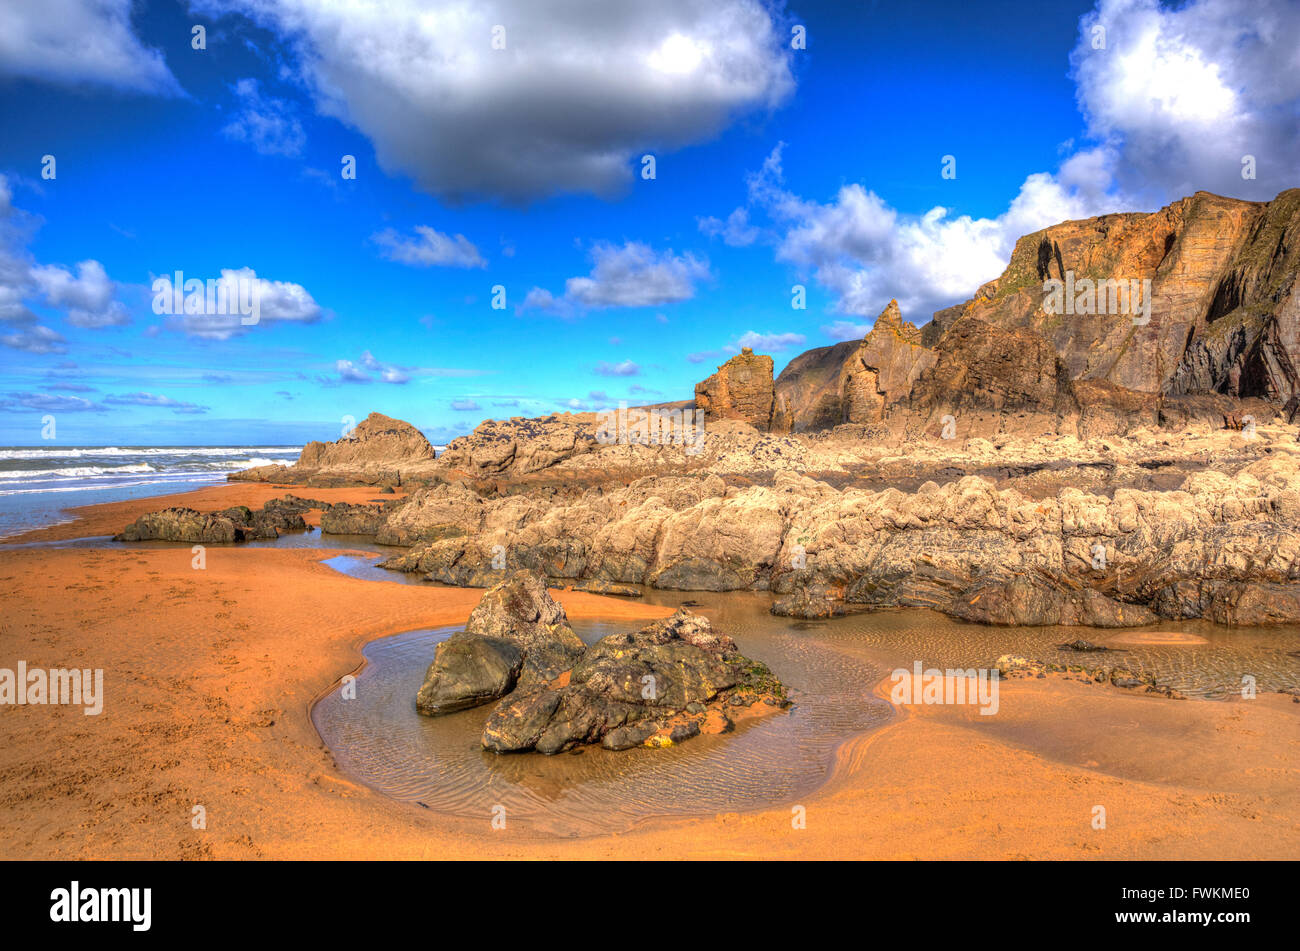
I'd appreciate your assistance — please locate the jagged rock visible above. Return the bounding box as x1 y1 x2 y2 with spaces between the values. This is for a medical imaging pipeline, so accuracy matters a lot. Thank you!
232 411 436 484
461 570 585 684
415 571 585 717
561 579 642 597
319 501 391 536
480 607 786 754
114 498 314 543
115 507 243 543
695 347 776 431
946 577 1157 628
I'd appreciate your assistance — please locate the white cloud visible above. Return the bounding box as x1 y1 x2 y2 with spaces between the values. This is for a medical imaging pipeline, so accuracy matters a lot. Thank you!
698 207 761 246
1071 0 1300 202
0 175 132 350
450 398 481 412
192 0 794 201
525 242 710 313
372 226 486 269
734 142 1123 323
1 326 68 355
821 321 870 342
153 267 323 340
735 331 805 352
102 392 210 414
594 360 640 377
30 260 130 328
221 78 306 157
0 0 181 94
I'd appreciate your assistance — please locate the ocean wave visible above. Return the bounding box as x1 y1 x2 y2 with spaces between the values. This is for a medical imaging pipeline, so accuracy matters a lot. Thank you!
0 476 229 497
0 459 296 483
0 446 302 461
0 463 159 479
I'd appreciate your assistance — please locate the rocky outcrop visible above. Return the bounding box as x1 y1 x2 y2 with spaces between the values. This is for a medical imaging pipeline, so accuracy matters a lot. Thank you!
695 348 776 430
232 412 436 485
415 571 585 715
415 572 788 753
773 300 936 432
378 446 1300 626
480 607 788 754
114 497 313 542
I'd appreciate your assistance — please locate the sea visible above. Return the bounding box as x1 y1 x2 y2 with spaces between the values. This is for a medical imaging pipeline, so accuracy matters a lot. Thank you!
0 446 302 539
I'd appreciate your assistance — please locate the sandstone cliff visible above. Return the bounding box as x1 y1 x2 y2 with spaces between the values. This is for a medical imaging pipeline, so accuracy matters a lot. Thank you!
768 188 1300 435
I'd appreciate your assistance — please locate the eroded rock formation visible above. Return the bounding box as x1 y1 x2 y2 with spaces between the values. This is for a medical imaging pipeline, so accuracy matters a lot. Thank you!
414 571 788 753
695 347 775 430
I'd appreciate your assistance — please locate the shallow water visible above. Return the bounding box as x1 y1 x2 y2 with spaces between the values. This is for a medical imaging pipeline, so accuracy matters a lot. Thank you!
312 590 895 837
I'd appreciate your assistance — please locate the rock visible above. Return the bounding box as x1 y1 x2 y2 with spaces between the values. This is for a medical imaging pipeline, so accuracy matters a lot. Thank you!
1108 667 1147 689
462 570 585 684
559 579 642 597
415 571 585 717
415 633 523 715
694 347 776 431
480 607 786 754
114 507 242 543
232 411 436 485
770 587 848 618
320 502 390 536
1057 638 1113 652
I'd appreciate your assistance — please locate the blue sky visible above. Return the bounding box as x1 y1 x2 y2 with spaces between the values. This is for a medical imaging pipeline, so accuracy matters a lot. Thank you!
0 0 1296 445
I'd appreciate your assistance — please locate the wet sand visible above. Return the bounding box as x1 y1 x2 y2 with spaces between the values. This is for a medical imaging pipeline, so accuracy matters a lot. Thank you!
1 485 1297 859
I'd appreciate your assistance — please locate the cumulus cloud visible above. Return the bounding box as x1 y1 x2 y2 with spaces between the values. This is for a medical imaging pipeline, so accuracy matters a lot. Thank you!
524 242 710 314
192 0 794 202
0 175 132 349
0 0 181 95
30 260 130 328
152 267 323 340
372 226 486 269
1 326 68 355
221 78 306 157
450 398 481 412
736 330 805 352
1071 0 1300 202
315 351 412 386
744 143 1122 322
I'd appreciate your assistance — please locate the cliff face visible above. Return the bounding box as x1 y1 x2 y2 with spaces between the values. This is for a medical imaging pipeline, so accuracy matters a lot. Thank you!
936 188 1300 400
772 299 935 432
765 187 1300 432
694 347 775 430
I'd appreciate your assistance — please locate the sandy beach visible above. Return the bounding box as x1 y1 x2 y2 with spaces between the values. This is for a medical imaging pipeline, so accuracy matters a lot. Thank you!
0 484 1296 860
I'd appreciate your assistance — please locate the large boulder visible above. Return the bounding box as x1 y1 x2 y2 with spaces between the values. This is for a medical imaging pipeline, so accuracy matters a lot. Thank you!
481 607 787 754
415 571 585 717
